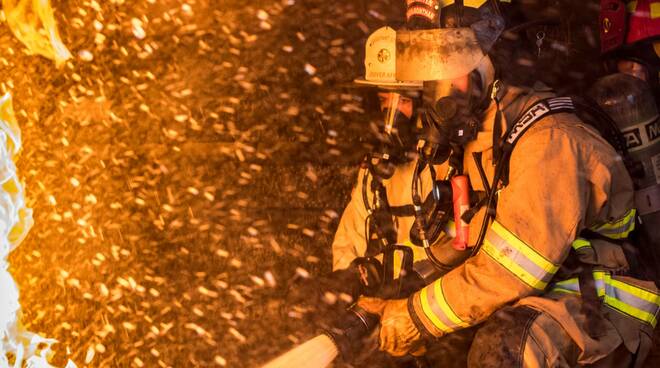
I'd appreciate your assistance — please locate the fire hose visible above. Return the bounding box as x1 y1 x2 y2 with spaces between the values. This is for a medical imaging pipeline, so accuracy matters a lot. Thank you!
262 249 432 368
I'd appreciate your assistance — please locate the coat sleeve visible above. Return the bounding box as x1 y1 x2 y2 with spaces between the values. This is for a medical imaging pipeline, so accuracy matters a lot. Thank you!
332 167 371 271
408 121 623 337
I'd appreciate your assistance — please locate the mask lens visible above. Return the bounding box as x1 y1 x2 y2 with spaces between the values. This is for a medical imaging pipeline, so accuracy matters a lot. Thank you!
423 78 469 106
377 91 417 144
368 91 420 168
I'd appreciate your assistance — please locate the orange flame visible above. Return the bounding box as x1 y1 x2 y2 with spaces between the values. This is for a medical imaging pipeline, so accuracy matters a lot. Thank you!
3 0 72 67
0 93 74 367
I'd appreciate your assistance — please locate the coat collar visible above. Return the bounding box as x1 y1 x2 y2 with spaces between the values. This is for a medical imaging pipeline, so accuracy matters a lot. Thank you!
465 82 556 155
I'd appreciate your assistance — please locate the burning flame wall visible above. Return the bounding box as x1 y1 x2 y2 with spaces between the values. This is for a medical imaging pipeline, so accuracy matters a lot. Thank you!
3 0 72 67
0 0 74 366
0 93 55 367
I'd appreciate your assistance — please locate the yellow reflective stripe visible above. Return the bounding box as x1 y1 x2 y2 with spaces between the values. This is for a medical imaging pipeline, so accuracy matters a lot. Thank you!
571 238 591 251
551 288 579 295
491 221 559 275
604 295 658 326
592 208 635 230
483 239 549 290
550 276 582 295
431 279 466 328
591 209 636 239
554 278 576 287
609 278 660 306
419 287 452 332
549 271 660 327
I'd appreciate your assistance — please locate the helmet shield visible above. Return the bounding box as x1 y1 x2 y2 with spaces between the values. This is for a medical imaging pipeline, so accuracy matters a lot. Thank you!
375 91 420 148
395 27 487 82
354 27 423 90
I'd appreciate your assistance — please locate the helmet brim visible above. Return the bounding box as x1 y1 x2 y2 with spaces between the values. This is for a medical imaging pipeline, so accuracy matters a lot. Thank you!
353 78 423 90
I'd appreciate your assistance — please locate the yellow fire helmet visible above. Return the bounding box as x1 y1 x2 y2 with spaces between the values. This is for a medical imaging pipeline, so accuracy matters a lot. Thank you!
354 27 423 90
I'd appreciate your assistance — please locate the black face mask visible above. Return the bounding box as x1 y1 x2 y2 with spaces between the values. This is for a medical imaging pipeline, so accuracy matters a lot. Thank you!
417 74 484 166
367 105 419 179
379 108 418 156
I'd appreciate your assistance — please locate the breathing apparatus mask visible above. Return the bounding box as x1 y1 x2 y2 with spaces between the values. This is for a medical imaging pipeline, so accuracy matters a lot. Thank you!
397 4 505 252
418 71 488 166
366 90 422 178
354 26 424 179
396 7 503 167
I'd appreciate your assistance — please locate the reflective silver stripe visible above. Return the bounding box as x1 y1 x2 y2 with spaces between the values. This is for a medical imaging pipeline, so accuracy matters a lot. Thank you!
549 272 660 326
426 281 462 330
486 228 556 286
594 277 606 296
595 214 635 237
605 282 660 316
591 209 636 239
552 280 580 293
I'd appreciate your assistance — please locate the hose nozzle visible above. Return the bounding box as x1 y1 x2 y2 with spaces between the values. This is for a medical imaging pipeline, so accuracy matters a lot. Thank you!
324 304 379 362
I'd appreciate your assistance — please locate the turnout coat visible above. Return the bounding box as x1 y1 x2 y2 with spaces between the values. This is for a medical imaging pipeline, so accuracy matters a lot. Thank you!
332 83 659 364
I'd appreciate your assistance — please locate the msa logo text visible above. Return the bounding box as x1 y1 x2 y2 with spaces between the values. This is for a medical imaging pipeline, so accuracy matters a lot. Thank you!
507 104 550 144
623 128 643 149
647 119 660 142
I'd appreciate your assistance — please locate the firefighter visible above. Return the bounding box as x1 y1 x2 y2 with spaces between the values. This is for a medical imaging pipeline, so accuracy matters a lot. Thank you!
355 1 660 366
589 73 660 291
600 0 660 97
331 24 470 293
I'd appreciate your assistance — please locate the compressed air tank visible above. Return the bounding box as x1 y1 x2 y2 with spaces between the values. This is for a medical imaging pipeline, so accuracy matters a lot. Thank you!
590 72 660 247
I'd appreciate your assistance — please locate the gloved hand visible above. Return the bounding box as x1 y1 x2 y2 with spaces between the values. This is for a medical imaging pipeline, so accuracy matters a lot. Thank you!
358 297 426 357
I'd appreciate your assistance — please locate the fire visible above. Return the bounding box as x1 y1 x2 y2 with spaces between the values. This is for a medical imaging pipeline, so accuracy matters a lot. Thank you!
0 93 70 368
0 1 75 366
2 0 71 67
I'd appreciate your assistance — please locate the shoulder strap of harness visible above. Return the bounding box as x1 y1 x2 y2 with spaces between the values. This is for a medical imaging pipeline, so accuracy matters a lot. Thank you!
499 97 576 186
473 96 576 254
505 97 575 145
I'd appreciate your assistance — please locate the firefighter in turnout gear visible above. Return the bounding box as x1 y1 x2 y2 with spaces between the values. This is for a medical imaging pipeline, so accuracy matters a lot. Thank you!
353 1 660 366
327 21 473 366
332 22 472 297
